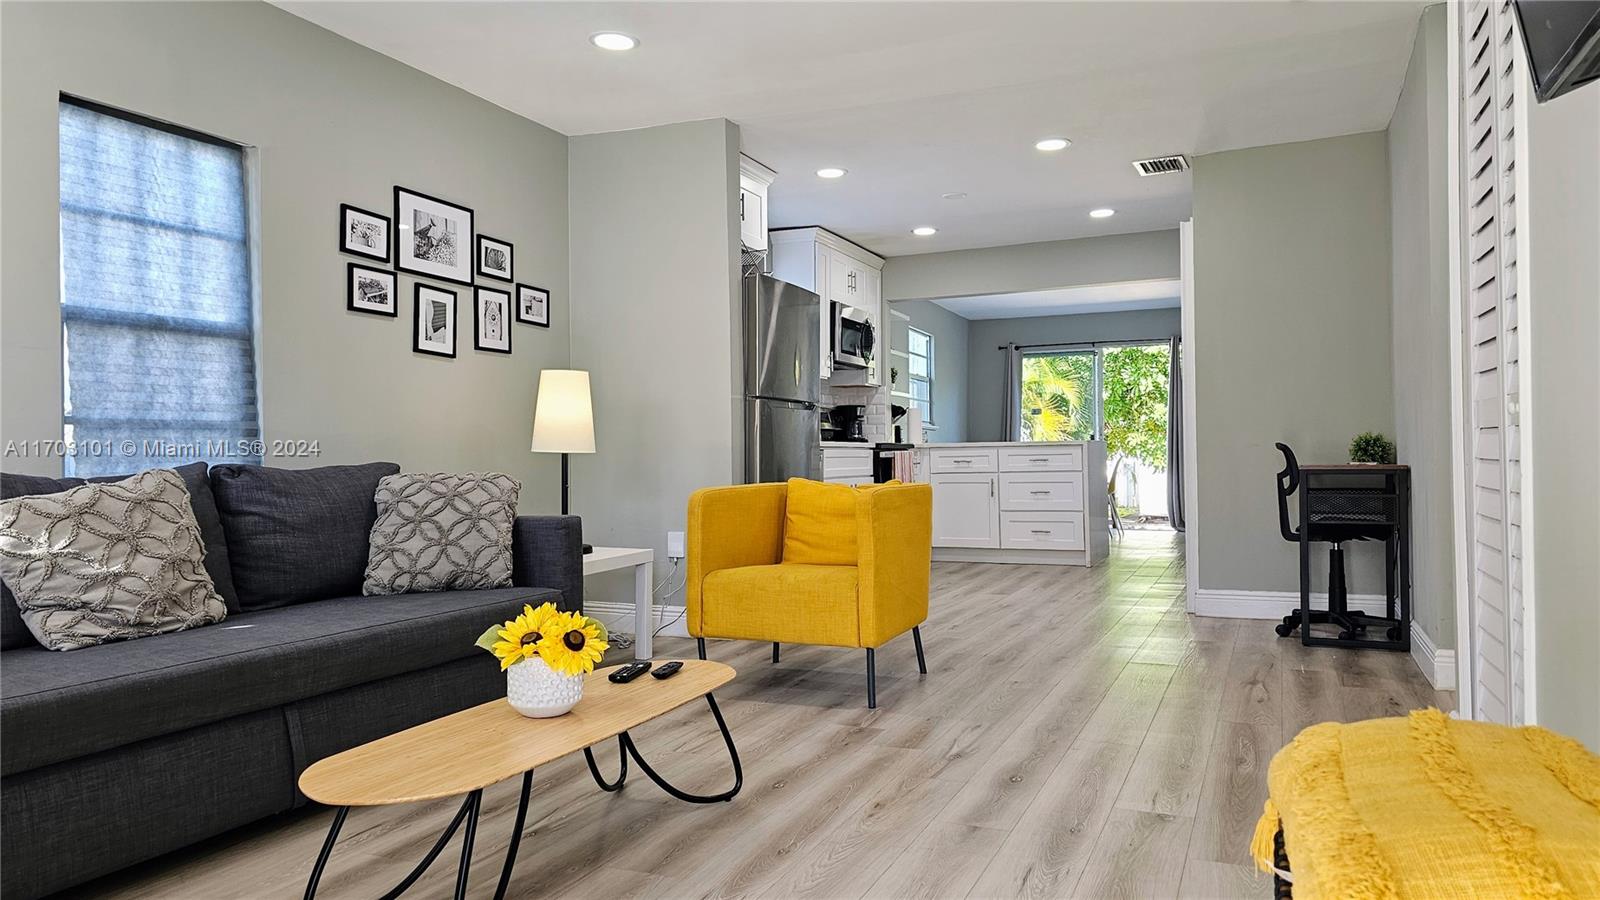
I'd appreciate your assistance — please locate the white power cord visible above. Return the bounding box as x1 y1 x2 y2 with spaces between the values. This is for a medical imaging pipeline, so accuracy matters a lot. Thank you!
606 558 684 651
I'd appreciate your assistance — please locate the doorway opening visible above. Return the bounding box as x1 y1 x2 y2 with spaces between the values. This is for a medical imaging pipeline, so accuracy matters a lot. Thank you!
1020 340 1173 530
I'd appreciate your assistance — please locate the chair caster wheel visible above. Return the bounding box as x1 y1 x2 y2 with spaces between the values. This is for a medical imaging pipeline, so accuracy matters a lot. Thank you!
1387 626 1401 641
1275 623 1295 637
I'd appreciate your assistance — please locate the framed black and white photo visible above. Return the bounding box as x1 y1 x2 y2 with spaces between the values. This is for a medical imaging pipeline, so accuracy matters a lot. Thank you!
346 263 397 316
516 283 550 327
395 187 474 285
339 204 390 262
413 283 457 358
476 234 514 282
475 286 512 354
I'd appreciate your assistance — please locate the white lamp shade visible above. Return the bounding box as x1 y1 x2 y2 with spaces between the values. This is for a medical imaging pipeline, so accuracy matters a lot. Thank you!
530 369 595 454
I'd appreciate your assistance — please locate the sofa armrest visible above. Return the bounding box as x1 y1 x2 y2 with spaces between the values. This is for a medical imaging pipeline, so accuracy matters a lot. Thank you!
512 515 584 612
855 483 933 647
686 483 788 636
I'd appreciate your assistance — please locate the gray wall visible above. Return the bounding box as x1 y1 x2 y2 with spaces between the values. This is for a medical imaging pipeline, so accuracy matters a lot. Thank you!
1526 86 1600 749
0 1 571 512
963 308 1181 442
568 120 741 605
882 230 1179 302
891 300 971 441
1387 5 1454 648
1192 132 1394 594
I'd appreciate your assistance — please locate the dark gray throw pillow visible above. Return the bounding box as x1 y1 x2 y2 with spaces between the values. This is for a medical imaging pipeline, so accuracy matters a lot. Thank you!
210 462 400 611
0 461 238 649
0 470 228 650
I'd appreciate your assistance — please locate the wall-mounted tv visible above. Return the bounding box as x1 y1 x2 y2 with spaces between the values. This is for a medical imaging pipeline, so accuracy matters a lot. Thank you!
1513 0 1600 101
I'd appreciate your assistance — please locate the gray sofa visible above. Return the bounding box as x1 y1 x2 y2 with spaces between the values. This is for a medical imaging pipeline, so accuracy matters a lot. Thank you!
0 462 583 899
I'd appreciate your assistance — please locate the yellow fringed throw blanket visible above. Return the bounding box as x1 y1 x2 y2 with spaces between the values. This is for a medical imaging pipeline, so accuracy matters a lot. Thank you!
1252 709 1600 899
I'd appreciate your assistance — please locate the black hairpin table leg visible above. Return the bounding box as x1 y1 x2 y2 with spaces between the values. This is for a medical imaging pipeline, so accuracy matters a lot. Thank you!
622 693 743 803
304 806 349 900
377 794 475 900
584 734 629 791
492 771 534 900
305 790 485 900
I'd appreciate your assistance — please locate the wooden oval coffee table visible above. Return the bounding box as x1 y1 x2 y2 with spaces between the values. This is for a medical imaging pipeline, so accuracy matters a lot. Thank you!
297 660 738 900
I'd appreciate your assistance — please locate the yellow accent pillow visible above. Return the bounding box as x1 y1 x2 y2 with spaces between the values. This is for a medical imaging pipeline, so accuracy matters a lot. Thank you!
780 478 901 566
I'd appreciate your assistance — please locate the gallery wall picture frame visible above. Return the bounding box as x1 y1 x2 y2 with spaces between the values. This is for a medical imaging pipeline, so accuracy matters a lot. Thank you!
476 234 514 282
413 283 458 358
516 283 550 328
394 186 474 285
347 263 397 317
340 204 391 263
475 286 513 354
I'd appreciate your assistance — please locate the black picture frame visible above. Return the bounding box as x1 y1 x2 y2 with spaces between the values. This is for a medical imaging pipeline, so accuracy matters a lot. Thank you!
516 283 550 327
476 234 514 282
413 283 458 358
346 263 397 317
339 204 391 262
394 186 475 286
474 286 513 354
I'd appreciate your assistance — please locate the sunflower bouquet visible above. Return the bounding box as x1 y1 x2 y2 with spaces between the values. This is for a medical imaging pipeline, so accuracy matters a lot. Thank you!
476 602 609 675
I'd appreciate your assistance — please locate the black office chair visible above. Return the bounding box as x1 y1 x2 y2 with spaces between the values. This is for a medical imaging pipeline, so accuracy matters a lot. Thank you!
1273 443 1398 640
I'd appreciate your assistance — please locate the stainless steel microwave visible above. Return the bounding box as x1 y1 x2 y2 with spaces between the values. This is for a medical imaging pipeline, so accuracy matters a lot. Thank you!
832 302 874 369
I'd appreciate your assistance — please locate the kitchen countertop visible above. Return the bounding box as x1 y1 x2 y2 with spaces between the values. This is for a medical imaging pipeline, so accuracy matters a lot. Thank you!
917 440 1101 448
820 441 875 450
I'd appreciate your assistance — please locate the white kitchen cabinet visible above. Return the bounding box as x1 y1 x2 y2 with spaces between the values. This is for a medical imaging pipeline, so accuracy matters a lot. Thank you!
738 155 776 252
769 227 885 386
930 472 999 548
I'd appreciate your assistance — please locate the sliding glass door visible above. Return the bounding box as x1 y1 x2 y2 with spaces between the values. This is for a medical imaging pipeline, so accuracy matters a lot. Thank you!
1020 349 1098 441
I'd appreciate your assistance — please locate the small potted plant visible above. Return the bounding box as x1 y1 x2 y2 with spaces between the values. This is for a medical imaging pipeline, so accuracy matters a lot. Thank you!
1350 432 1396 465
476 602 609 718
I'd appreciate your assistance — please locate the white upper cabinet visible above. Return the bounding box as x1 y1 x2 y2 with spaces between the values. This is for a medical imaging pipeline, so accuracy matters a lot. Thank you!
738 155 776 252
770 227 885 386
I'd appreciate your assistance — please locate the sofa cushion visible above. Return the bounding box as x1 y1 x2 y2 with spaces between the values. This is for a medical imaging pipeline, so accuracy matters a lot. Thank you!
0 470 228 651
210 462 399 610
0 462 237 649
701 563 860 647
781 478 898 567
363 472 520 596
0 584 560 775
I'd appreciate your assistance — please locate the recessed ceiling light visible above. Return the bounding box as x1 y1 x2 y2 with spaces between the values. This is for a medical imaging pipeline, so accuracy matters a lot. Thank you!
1089 208 1116 218
941 191 968 200
1035 138 1071 152
816 167 846 179
912 226 938 236
590 32 638 51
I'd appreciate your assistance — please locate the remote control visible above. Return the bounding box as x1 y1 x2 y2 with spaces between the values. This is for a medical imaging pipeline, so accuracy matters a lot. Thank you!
608 662 652 683
651 661 684 680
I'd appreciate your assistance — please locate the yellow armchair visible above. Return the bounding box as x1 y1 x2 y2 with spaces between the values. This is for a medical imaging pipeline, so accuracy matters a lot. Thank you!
686 479 932 708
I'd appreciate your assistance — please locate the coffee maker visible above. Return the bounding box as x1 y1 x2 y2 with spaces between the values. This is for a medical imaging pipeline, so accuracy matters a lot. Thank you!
829 404 867 442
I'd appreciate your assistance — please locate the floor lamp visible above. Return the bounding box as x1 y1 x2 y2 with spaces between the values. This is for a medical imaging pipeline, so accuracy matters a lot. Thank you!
531 369 595 553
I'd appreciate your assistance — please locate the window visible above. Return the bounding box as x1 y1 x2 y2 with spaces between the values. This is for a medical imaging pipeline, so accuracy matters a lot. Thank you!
907 326 934 423
59 99 259 476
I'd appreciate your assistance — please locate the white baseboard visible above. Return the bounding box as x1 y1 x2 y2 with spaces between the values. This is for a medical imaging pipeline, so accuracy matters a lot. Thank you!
1410 625 1457 691
584 601 689 639
1190 589 1387 620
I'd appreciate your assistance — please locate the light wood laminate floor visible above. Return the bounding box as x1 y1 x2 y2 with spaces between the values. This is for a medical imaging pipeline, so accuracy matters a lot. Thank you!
71 532 1450 899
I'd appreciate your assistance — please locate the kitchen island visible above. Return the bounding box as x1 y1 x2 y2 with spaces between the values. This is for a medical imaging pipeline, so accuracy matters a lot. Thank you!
917 441 1109 566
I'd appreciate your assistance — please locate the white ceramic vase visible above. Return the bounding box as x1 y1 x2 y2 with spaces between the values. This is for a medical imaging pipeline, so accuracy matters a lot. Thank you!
506 656 583 718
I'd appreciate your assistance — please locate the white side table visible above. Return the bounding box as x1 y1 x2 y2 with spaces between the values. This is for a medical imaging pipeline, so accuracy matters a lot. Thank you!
582 546 655 660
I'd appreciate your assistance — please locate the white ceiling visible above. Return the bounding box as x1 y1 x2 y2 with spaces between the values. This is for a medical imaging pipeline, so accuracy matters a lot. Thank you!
277 1 1424 257
927 279 1182 320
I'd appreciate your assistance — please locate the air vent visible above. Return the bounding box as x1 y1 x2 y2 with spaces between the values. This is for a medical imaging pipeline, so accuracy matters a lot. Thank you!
1132 155 1190 176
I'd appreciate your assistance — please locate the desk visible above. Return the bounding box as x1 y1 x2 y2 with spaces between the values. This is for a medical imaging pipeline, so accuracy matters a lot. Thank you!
1296 464 1411 651
583 547 654 660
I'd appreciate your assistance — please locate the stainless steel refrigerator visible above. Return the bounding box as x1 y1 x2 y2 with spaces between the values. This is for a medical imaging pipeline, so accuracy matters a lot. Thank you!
744 272 821 483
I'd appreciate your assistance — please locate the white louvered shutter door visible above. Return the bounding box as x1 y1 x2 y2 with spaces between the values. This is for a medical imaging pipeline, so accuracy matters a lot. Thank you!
1459 0 1526 725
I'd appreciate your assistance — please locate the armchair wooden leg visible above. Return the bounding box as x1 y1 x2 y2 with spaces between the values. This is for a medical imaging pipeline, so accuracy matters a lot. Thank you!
772 643 780 664
697 638 707 661
912 626 927 675
866 648 877 709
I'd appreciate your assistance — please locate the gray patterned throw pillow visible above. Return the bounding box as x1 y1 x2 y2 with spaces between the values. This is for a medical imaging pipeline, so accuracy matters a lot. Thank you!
362 473 521 596
0 469 227 651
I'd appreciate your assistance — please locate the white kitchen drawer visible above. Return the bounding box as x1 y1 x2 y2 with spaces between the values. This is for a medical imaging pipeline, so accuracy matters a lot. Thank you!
1000 512 1085 551
822 448 873 478
928 448 998 474
999 472 1084 512
999 445 1083 472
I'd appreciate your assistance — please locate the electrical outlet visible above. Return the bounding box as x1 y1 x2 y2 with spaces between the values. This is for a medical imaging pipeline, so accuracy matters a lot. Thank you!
667 531 685 560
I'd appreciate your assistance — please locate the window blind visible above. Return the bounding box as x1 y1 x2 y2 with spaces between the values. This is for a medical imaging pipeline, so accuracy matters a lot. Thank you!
58 99 260 477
